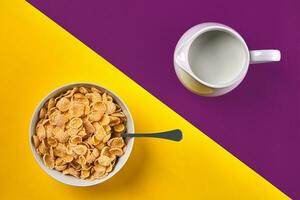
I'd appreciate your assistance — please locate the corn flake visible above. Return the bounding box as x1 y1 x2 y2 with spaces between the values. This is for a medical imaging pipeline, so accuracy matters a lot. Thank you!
73 145 88 155
96 155 111 167
69 117 83 129
43 154 55 169
109 147 124 157
56 97 71 112
79 87 88 94
107 137 125 148
113 124 125 133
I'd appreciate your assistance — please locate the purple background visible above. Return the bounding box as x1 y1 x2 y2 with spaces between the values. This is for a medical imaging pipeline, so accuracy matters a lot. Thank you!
28 0 299 198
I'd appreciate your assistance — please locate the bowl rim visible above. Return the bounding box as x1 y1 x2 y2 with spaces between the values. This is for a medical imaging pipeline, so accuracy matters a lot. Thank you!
29 82 134 186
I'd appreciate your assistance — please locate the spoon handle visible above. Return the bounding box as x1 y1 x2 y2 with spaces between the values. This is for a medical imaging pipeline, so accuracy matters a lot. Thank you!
122 129 182 142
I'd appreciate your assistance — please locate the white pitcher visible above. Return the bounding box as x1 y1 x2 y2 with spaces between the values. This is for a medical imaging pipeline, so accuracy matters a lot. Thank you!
174 22 281 96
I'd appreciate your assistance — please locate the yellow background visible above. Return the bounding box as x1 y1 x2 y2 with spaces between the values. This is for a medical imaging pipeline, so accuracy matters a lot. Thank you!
0 1 289 199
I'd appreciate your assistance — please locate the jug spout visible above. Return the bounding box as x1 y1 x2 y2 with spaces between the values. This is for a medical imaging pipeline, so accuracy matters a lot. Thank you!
174 45 190 72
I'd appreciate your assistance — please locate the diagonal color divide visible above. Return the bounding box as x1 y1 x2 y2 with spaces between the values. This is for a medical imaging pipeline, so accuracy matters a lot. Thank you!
1 0 292 199
0 1 289 199
26 0 300 198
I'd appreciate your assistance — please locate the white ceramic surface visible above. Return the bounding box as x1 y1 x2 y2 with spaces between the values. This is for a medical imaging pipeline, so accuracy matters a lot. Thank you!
29 83 134 186
174 22 281 96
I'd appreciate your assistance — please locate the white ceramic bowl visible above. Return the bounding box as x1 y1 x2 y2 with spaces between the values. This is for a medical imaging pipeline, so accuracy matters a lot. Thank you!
29 83 134 186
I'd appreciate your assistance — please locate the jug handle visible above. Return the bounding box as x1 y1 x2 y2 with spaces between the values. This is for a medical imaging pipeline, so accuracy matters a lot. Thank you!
250 50 281 64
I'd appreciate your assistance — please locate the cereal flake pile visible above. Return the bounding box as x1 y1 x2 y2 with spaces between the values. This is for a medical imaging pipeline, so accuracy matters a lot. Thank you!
33 86 127 180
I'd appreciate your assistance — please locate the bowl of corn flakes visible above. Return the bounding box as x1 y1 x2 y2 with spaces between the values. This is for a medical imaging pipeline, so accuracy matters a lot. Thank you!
29 83 134 186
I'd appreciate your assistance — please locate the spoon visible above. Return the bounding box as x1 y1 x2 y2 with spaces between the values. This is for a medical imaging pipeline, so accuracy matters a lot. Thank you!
121 129 182 142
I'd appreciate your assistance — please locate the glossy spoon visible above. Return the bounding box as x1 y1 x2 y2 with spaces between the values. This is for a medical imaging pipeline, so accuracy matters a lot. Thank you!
121 129 182 142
